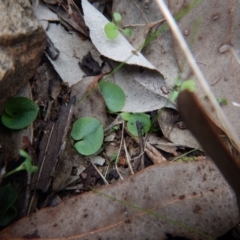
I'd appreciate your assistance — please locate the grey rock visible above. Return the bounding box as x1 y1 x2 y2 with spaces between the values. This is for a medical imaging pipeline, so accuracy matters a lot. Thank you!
0 0 46 110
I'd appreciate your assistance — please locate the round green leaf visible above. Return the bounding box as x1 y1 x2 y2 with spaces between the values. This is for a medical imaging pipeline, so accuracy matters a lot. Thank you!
99 81 126 112
127 113 151 136
120 112 131 121
181 80 196 92
1 97 38 130
124 28 132 37
71 117 104 156
113 12 121 23
104 22 118 39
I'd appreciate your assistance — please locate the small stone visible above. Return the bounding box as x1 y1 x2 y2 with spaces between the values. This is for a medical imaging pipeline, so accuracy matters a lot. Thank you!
219 44 230 53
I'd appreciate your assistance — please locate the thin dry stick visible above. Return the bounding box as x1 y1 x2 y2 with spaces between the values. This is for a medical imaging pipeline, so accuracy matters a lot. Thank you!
90 161 109 185
114 164 124 181
123 19 165 28
123 139 134 175
155 0 240 153
114 122 125 180
27 123 55 214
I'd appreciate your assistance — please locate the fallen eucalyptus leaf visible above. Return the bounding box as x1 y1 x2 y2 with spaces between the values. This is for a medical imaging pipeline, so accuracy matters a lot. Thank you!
1 160 239 239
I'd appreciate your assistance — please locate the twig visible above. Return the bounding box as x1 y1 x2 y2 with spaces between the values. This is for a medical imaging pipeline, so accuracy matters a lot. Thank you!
44 100 53 122
122 19 165 28
90 161 109 185
28 123 55 214
114 164 124 181
123 139 134 174
145 142 167 164
155 0 240 152
115 122 125 180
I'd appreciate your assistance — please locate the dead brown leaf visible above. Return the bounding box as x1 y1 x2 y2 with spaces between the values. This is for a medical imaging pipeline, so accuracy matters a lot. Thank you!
1 160 239 239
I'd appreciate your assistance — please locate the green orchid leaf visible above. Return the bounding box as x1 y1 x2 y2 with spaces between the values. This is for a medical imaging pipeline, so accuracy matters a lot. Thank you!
127 113 151 136
99 81 126 112
0 185 17 226
1 97 38 130
104 22 118 39
71 117 104 156
0 206 17 227
3 150 38 178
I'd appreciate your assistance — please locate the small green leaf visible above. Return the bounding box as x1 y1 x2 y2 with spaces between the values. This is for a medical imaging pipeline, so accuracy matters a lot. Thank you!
71 117 104 156
112 125 119 130
104 22 118 39
113 12 121 23
127 113 151 136
124 28 132 37
169 90 179 102
180 80 196 92
99 81 126 112
120 112 131 121
217 98 228 106
0 185 17 226
1 97 38 130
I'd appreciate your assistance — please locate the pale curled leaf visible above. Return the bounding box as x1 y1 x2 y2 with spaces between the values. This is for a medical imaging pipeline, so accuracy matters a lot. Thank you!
82 0 157 70
111 63 175 112
1 160 239 239
46 24 102 86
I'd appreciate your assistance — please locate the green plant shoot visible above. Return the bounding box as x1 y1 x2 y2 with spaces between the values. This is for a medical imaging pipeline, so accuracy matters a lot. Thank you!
3 150 38 178
169 78 196 102
113 12 121 22
217 98 228 106
104 12 132 39
104 22 118 39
